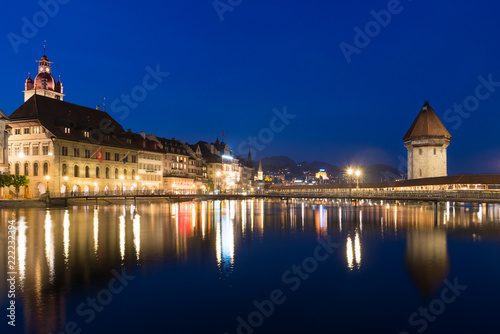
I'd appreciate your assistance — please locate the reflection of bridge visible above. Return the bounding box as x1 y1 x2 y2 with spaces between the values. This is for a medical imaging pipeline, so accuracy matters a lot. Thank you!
47 189 500 206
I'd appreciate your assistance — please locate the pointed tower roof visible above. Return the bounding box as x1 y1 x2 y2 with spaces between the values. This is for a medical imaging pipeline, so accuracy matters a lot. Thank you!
258 156 262 172
247 141 252 163
403 102 451 141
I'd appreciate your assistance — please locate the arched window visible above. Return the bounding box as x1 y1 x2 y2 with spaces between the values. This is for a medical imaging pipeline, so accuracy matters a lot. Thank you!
74 165 79 177
33 163 39 176
96 167 100 178
132 169 135 180
43 163 49 176
85 166 90 178
115 168 118 179
24 163 29 176
15 163 20 175
62 164 67 176
105 167 109 179
124 169 127 178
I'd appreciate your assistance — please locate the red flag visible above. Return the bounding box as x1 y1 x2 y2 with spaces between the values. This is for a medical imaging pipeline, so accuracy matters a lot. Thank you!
93 147 104 163
222 131 226 137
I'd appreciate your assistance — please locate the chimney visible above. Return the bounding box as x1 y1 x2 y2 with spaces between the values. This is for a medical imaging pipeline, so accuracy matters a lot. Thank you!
210 144 214 154
96 105 100 110
140 131 146 139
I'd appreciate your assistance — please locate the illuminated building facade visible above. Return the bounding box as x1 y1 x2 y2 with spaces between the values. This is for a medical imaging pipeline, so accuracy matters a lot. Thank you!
315 168 329 182
6 53 141 196
193 139 252 193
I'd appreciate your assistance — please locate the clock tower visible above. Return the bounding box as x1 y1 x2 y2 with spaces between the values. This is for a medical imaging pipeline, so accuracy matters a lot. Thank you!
24 49 64 102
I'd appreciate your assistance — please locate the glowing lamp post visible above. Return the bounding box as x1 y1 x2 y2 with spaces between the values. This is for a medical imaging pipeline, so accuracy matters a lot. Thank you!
120 175 125 194
45 175 50 194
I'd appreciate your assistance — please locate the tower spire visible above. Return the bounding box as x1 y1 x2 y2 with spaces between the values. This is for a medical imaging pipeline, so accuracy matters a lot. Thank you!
44 40 46 56
256 153 264 181
247 141 252 162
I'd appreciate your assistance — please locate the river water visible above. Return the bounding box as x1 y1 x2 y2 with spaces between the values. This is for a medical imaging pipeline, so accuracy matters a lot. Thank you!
1 199 500 334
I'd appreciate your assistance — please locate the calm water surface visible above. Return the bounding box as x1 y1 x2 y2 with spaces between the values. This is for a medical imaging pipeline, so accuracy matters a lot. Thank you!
1 199 500 334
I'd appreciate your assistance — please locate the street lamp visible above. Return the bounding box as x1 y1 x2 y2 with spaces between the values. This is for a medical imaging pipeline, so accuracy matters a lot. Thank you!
45 175 50 195
120 175 124 194
216 171 221 194
355 170 361 189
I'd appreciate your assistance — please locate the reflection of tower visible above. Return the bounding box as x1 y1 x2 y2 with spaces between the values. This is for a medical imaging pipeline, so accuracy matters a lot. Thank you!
403 102 451 179
405 230 450 297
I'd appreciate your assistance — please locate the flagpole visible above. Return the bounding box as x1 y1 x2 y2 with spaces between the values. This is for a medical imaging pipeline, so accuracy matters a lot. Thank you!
90 147 101 159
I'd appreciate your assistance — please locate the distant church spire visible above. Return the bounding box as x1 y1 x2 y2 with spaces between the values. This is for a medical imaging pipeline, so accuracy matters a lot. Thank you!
247 141 252 163
256 154 264 181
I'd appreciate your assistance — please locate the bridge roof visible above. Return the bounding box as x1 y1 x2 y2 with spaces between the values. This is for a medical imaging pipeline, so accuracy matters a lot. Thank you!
270 174 500 190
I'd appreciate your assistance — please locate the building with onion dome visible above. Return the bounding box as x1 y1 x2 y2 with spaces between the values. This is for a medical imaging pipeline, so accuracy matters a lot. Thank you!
24 51 64 102
6 52 142 197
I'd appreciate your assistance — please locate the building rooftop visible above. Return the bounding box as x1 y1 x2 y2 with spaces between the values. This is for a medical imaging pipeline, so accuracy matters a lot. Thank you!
8 95 141 150
403 102 451 141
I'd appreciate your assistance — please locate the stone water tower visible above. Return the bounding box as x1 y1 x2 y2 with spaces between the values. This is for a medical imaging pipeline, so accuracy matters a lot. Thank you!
403 102 451 179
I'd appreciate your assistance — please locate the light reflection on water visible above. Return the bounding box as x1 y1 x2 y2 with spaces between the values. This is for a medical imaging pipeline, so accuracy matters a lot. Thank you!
0 199 500 333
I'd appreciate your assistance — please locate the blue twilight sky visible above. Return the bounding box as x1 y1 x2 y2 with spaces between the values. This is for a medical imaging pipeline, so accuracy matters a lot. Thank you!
1 0 500 174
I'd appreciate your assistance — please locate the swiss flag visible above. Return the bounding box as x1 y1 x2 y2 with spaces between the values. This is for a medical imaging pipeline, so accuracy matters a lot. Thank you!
94 147 104 163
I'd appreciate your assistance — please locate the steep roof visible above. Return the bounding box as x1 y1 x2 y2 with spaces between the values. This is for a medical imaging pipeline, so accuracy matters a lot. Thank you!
8 95 141 150
403 102 451 141
192 141 222 164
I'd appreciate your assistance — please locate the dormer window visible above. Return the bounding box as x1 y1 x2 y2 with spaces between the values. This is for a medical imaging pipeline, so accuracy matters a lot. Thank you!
64 127 71 133
126 139 131 144
83 131 89 138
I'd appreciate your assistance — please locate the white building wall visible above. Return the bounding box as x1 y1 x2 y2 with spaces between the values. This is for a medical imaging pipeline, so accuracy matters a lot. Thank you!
406 139 448 179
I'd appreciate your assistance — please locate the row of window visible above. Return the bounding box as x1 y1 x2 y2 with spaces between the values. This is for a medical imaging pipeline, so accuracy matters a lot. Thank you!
418 148 440 155
139 153 162 161
9 145 50 156
13 126 45 135
12 162 49 176
169 155 187 162
61 164 136 180
12 161 162 182
139 163 161 171
60 146 137 162
167 163 187 170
